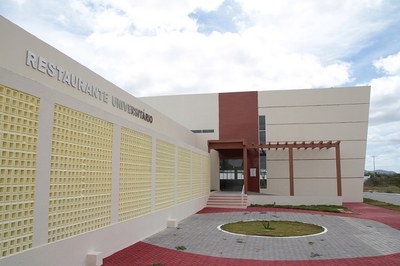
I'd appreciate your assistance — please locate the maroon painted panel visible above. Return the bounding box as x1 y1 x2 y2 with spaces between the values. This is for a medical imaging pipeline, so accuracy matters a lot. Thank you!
219 92 260 192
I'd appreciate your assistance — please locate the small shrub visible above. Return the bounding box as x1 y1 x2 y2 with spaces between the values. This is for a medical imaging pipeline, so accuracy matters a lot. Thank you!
260 220 274 230
175 245 186 251
386 186 399 193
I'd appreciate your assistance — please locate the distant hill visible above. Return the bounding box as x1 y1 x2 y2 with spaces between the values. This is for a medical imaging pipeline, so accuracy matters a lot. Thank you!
365 169 398 175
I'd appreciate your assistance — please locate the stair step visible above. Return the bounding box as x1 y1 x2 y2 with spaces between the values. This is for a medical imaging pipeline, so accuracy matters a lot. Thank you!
208 195 247 197
206 193 248 209
206 205 247 209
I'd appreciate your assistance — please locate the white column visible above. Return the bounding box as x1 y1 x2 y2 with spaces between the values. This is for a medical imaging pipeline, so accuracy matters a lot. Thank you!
110 124 121 223
174 146 178 205
190 151 193 199
32 99 54 247
151 137 157 211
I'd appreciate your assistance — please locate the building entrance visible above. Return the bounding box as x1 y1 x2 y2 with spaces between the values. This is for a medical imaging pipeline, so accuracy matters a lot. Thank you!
219 159 244 191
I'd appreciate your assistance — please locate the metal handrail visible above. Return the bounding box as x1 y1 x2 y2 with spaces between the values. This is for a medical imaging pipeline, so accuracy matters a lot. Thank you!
241 185 245 207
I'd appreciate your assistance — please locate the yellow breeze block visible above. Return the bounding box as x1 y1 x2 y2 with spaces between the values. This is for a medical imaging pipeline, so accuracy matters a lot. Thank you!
177 147 191 203
202 155 211 196
48 104 113 243
0 85 39 258
191 152 202 199
119 127 152 221
155 139 175 210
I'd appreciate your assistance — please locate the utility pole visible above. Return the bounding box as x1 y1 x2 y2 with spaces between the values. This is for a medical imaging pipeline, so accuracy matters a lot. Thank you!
372 155 377 178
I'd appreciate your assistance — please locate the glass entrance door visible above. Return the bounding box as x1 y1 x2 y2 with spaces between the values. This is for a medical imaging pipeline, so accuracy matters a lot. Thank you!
219 159 243 191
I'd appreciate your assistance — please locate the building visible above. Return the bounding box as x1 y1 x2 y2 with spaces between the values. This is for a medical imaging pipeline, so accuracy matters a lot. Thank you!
0 16 370 266
0 17 210 266
142 88 370 204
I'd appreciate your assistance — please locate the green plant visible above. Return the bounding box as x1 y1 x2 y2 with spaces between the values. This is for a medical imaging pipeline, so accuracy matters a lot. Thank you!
175 245 187 251
310 252 321 258
260 220 274 230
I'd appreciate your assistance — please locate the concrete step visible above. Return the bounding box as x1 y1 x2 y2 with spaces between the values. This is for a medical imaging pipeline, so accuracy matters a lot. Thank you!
207 195 247 198
206 193 248 209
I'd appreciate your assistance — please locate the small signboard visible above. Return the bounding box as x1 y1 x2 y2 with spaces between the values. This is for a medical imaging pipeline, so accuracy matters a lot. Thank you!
250 168 256 177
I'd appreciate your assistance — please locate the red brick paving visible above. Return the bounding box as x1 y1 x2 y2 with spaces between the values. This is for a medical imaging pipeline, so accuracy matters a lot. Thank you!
103 203 400 266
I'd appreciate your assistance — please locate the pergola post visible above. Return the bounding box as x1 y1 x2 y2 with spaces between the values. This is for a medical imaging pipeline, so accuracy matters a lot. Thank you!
208 140 340 197
335 142 342 196
289 147 294 196
243 147 248 194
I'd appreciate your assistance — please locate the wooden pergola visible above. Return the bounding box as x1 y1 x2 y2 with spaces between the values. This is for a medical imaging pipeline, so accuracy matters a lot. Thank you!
208 140 342 196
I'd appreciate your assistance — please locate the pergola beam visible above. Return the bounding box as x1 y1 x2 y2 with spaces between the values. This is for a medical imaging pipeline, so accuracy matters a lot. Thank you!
256 141 339 150
207 140 342 197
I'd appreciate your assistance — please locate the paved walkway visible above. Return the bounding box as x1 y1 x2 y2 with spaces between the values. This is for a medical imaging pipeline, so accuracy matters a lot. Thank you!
364 192 400 205
103 203 400 266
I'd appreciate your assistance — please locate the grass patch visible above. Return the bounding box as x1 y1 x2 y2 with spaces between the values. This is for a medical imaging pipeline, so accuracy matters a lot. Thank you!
364 186 400 193
250 204 348 213
221 220 324 237
363 198 400 212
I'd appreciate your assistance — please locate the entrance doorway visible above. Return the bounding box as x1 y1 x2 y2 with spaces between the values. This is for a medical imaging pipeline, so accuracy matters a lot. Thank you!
219 159 243 191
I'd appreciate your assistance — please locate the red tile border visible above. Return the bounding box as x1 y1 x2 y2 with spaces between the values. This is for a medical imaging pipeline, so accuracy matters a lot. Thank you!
103 241 400 266
103 203 400 266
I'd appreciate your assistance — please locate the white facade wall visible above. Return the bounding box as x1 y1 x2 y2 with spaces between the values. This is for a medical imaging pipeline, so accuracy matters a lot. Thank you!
258 87 370 202
0 17 210 266
144 88 370 203
141 94 221 190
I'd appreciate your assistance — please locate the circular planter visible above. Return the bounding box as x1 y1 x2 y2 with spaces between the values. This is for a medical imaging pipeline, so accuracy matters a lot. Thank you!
218 220 327 238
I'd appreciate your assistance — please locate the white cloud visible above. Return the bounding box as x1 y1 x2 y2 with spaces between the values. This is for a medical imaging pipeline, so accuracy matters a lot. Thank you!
1 0 399 171
12 0 26 6
2 0 394 96
237 0 390 61
367 51 400 172
370 53 400 124
374 51 400 75
81 28 352 96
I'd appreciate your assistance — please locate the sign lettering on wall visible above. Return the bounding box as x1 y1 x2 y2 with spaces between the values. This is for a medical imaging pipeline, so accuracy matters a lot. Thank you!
25 50 153 123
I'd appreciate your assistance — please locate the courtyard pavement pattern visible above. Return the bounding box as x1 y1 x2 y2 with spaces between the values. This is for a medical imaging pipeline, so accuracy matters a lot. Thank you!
103 203 400 266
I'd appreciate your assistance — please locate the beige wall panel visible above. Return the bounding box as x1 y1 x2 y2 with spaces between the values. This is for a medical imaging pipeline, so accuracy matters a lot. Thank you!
292 148 335 160
258 87 370 107
266 149 289 160
264 179 290 196
267 122 368 141
341 159 366 177
342 179 364 202
340 140 367 159
294 179 337 197
266 161 290 178
293 160 336 178
260 104 369 125
141 93 219 138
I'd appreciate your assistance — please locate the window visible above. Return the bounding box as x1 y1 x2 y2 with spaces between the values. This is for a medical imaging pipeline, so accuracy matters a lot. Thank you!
259 115 266 144
259 115 267 188
191 129 214 133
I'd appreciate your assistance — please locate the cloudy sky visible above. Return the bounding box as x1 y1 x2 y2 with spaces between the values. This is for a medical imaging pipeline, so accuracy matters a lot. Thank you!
1 0 399 172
